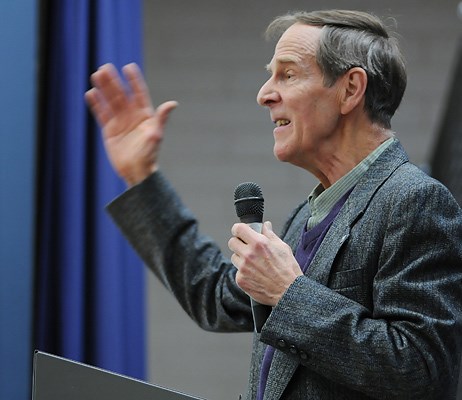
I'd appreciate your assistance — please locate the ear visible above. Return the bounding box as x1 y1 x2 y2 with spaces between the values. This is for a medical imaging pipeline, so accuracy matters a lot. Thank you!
339 67 367 115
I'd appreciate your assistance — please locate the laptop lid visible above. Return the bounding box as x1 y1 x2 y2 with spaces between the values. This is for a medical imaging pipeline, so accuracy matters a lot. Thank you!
32 351 205 400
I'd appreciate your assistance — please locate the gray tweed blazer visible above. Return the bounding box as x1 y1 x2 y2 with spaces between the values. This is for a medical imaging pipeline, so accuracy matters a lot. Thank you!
107 140 462 399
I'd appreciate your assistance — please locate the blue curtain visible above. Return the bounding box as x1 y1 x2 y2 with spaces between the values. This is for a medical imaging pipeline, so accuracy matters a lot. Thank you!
35 0 146 379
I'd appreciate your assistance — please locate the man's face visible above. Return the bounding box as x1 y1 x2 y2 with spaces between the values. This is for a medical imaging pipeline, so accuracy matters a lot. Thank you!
257 24 343 171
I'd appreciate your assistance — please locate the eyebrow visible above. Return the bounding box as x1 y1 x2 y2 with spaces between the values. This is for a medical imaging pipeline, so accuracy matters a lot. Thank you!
265 55 300 72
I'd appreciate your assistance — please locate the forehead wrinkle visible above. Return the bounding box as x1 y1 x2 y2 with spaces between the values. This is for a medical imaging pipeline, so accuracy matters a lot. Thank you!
266 25 321 73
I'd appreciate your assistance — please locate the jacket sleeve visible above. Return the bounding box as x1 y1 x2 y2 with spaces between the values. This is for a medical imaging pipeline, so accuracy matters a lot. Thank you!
259 177 462 399
106 171 253 332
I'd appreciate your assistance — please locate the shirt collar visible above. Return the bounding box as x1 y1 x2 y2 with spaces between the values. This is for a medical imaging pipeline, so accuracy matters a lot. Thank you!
307 137 395 229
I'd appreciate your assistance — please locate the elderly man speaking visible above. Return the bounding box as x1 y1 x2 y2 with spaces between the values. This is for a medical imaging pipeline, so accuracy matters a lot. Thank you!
86 9 462 400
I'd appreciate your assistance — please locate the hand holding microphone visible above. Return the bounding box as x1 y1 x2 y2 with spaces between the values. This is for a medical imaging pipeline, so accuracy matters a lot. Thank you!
230 182 303 333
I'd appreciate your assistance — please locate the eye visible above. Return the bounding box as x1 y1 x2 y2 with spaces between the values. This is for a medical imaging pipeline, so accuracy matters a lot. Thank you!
285 70 295 80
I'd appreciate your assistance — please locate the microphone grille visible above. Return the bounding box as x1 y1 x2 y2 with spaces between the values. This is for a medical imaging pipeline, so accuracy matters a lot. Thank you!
234 182 264 221
234 182 262 200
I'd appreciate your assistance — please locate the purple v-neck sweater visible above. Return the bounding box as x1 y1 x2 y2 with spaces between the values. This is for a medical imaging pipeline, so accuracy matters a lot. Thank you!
256 189 352 400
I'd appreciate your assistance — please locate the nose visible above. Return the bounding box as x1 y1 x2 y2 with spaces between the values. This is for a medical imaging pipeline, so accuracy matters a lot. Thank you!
257 78 280 107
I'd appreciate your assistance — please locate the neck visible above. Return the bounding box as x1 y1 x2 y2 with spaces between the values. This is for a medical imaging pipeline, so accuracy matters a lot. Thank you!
310 121 394 188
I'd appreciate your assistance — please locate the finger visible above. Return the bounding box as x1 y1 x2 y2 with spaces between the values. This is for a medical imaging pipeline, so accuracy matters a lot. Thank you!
122 63 153 110
85 88 112 127
228 236 246 256
90 64 129 115
230 252 241 269
231 223 260 244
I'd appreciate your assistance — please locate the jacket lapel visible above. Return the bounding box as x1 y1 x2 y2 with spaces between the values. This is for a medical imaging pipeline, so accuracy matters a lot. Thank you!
307 139 409 286
263 351 299 400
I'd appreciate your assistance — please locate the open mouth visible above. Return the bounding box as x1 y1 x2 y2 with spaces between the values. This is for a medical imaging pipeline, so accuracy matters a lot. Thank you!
275 119 291 127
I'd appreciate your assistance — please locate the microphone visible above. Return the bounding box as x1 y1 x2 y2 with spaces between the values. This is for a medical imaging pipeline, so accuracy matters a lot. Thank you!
234 182 272 333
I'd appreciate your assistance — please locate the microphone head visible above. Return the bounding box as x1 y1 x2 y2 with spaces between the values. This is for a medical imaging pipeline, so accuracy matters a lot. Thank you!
234 182 264 223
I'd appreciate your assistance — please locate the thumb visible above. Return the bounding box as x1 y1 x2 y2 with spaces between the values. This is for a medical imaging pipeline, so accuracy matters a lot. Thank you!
156 100 179 127
262 221 276 237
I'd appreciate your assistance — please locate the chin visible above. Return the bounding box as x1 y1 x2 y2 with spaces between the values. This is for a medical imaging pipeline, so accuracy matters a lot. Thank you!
273 146 290 163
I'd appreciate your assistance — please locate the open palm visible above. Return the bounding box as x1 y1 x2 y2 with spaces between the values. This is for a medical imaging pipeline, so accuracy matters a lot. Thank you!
85 63 177 186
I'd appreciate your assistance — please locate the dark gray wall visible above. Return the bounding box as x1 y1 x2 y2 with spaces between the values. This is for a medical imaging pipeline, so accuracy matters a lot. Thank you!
143 1 462 398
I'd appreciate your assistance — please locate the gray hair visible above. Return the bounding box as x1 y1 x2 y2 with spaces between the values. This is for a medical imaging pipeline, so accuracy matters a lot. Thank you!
266 10 407 128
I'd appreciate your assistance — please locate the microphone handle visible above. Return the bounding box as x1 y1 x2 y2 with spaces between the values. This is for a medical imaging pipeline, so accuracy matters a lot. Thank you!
245 222 272 333
251 299 272 333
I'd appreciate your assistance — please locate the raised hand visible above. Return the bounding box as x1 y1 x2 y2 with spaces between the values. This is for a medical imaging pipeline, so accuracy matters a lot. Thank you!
85 63 178 186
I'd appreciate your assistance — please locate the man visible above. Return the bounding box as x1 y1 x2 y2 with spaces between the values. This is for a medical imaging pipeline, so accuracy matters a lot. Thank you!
86 9 462 400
